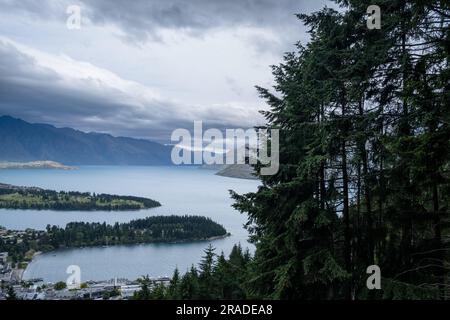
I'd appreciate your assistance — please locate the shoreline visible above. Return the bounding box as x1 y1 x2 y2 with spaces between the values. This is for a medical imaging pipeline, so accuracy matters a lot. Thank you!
22 234 231 282
17 251 42 281
30 233 231 254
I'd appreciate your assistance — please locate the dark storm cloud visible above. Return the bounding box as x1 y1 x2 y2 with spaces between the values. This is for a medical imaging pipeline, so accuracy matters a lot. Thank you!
0 42 56 81
1 0 329 46
1 0 327 30
84 0 323 36
84 0 330 51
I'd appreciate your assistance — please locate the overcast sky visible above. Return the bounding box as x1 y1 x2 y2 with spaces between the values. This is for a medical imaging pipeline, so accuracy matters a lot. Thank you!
0 0 332 143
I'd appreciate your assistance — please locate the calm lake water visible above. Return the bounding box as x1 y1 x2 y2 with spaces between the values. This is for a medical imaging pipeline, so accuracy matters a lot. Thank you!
0 166 259 282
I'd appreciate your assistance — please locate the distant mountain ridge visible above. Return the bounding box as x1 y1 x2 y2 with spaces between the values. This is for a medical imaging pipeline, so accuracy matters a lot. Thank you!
0 116 172 165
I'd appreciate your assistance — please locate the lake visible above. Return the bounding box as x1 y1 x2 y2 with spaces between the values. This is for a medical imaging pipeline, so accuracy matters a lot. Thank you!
0 166 259 282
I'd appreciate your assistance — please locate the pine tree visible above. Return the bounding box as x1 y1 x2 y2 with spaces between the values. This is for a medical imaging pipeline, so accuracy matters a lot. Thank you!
134 275 151 300
179 266 200 300
232 0 450 300
6 286 17 300
167 267 181 299
198 244 217 299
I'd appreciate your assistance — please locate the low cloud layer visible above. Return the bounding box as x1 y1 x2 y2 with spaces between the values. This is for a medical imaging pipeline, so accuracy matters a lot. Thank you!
0 39 263 141
0 0 331 142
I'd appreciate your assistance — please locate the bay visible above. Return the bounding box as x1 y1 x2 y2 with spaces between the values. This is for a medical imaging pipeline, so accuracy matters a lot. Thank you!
0 166 259 282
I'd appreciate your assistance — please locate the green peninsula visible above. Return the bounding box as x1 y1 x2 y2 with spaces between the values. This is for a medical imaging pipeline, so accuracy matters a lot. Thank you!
0 183 161 211
1 216 229 263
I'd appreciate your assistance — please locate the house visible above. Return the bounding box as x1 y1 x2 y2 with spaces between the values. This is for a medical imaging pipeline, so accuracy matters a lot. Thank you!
119 284 141 298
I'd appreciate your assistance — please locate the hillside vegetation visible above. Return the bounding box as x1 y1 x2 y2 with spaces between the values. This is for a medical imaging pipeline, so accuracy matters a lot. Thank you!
0 183 161 210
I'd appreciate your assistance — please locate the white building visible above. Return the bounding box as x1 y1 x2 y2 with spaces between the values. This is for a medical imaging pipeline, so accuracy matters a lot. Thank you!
119 284 142 298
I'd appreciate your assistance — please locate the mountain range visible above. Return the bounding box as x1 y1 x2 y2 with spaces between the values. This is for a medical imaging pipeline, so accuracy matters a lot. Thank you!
0 116 172 165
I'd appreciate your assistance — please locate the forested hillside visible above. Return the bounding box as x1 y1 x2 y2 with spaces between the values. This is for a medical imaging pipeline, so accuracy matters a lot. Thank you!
232 0 450 299
0 183 161 210
141 0 450 300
